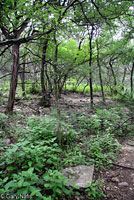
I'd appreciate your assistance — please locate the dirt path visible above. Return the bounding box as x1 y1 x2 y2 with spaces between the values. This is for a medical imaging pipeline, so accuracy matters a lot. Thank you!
101 139 134 200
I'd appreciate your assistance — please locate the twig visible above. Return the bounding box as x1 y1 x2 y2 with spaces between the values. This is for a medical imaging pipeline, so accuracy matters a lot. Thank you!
110 116 134 134
113 163 134 170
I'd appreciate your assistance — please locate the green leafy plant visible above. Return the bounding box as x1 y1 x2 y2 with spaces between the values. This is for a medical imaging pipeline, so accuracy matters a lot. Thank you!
1 168 44 199
43 170 72 199
0 140 61 174
27 115 77 146
85 181 106 199
62 146 86 167
72 107 128 137
84 134 120 168
0 113 8 129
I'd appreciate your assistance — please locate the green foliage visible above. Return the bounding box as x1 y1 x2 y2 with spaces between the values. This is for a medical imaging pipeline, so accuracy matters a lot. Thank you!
27 115 77 146
2 168 43 199
0 139 61 174
0 113 9 138
0 113 8 129
84 134 120 168
75 113 101 134
64 79 109 94
0 167 71 199
62 146 86 167
26 82 41 95
71 107 128 137
85 181 106 199
0 122 72 199
43 170 72 199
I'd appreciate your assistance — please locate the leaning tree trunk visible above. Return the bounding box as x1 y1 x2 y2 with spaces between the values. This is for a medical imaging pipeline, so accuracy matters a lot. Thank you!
6 44 20 112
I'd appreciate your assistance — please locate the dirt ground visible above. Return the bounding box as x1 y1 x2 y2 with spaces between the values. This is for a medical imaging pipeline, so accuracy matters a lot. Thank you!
1 91 134 200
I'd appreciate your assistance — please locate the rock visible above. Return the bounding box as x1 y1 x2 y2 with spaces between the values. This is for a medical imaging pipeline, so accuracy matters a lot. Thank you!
107 171 119 178
118 182 128 187
111 177 119 183
61 165 94 188
3 138 10 145
107 193 113 198
113 186 118 190
106 187 111 191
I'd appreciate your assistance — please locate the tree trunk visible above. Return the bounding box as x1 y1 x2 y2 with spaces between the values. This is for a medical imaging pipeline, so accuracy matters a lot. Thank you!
6 44 20 112
40 37 51 107
96 39 105 102
53 33 62 145
109 60 117 86
88 26 94 107
130 62 134 98
122 67 127 85
22 56 25 97
41 39 48 94
109 60 117 95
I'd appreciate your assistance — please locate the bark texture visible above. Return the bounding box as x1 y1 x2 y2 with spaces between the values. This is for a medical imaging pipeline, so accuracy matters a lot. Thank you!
6 44 19 112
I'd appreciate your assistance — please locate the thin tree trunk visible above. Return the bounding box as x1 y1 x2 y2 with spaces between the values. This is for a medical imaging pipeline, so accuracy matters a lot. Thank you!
96 39 105 102
87 26 94 107
41 38 49 94
40 37 51 107
6 44 19 112
109 60 117 86
53 33 62 145
130 62 134 98
122 66 127 86
22 56 25 96
109 60 117 95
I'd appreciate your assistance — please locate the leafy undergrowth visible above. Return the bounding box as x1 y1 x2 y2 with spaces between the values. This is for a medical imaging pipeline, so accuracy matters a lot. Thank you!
0 104 133 199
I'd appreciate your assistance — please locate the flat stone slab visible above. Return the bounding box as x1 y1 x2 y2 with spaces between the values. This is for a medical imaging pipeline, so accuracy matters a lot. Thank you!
62 165 94 188
3 138 10 145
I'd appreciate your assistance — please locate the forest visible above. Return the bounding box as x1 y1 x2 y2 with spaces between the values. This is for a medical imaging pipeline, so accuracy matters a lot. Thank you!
0 0 134 199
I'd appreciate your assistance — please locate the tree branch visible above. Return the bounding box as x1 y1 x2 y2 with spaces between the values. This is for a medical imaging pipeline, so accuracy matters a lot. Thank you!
0 45 12 56
0 29 53 47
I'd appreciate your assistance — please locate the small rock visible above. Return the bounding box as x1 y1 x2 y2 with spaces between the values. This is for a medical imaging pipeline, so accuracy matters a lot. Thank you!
118 182 128 187
107 171 119 178
106 187 111 191
111 177 119 183
107 193 113 198
114 186 118 189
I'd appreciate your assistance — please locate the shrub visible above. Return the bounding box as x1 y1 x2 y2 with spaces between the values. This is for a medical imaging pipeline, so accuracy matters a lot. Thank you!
27 116 77 146
0 113 8 129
